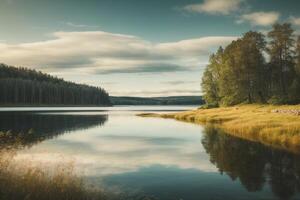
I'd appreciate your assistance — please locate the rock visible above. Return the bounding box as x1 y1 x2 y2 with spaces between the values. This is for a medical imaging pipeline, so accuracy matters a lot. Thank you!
271 109 300 116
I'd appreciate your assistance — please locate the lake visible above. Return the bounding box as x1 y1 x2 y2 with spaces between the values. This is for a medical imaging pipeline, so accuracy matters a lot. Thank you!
0 106 300 200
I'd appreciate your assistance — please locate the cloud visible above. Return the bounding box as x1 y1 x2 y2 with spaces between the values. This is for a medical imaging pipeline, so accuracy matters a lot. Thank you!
96 63 191 74
289 16 300 26
156 36 236 56
15 122 216 176
0 31 236 74
183 0 243 15
101 135 188 145
101 81 117 85
162 80 198 85
63 22 100 28
238 11 280 26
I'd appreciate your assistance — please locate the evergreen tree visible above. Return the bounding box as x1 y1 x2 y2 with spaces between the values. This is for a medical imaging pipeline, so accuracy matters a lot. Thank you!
0 64 111 106
201 47 223 107
267 23 295 102
296 36 300 74
202 31 266 106
201 23 300 106
289 36 300 102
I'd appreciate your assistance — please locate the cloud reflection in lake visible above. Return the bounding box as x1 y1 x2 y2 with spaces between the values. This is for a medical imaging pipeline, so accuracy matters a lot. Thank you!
14 113 217 176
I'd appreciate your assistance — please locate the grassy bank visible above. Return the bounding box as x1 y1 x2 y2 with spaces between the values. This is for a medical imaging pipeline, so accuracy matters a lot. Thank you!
138 105 300 153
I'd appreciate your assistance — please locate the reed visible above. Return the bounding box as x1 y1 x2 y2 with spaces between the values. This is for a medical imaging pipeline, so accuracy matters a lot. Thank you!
0 150 107 200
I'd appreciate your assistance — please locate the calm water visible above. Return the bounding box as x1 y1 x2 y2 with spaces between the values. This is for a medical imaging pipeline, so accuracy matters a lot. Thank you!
0 106 300 200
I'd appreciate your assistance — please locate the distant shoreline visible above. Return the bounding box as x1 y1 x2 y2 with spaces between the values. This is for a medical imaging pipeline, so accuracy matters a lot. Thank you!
0 95 204 107
110 95 204 106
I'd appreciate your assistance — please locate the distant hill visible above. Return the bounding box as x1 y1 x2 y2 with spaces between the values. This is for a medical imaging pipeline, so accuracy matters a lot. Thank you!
110 96 204 105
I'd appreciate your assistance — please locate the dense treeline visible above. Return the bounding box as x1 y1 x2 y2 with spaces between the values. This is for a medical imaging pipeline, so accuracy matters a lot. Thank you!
0 64 111 105
202 23 300 106
111 96 204 105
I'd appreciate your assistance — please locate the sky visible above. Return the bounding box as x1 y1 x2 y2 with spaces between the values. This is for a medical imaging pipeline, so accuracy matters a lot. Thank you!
0 0 300 97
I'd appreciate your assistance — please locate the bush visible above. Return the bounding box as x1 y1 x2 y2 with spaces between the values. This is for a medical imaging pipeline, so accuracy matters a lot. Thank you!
267 96 288 105
200 103 219 109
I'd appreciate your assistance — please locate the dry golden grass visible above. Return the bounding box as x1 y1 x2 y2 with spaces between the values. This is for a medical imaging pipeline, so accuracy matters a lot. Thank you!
0 132 106 200
0 149 107 200
138 105 300 153
0 132 157 200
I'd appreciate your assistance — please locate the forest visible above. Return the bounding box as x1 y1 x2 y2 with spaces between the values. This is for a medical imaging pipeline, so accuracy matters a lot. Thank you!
202 23 300 107
0 64 111 106
110 96 204 105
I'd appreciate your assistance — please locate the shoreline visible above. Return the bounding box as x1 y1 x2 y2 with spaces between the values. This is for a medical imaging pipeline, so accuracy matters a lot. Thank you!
138 104 300 153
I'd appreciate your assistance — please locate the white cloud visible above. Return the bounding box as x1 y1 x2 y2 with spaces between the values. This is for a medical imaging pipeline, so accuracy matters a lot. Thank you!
157 36 236 56
63 22 100 28
289 16 300 26
183 0 243 15
0 31 237 74
162 80 198 85
238 11 280 26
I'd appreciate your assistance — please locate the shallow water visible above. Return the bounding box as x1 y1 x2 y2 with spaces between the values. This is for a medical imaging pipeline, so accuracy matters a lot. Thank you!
0 106 300 200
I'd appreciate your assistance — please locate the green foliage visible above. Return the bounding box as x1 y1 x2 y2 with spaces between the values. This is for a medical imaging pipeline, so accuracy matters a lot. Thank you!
267 23 296 99
267 96 287 105
201 23 300 106
0 64 111 106
297 36 300 75
201 47 223 107
200 103 218 109
111 96 204 105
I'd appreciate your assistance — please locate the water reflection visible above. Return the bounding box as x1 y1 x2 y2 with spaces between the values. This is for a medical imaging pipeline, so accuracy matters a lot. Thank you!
0 112 108 147
202 126 300 200
12 113 215 177
0 109 299 200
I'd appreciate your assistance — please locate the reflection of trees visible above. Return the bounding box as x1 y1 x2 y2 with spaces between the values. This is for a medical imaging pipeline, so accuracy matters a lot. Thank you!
202 126 300 200
0 112 108 148
269 151 300 200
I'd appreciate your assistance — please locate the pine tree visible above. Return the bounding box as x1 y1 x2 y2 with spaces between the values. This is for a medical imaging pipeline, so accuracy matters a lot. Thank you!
0 64 111 106
201 47 223 107
267 23 295 102
201 25 300 106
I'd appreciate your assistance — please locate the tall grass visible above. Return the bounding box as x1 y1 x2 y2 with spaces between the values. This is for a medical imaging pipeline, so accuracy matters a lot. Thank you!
0 132 105 200
0 132 159 200
139 105 300 153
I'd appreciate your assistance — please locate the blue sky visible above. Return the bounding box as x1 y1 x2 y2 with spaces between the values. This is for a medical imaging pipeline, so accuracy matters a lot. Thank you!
1 0 300 96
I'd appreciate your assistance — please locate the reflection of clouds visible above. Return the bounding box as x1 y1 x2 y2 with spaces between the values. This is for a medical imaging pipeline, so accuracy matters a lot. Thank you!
101 135 188 145
15 114 217 176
